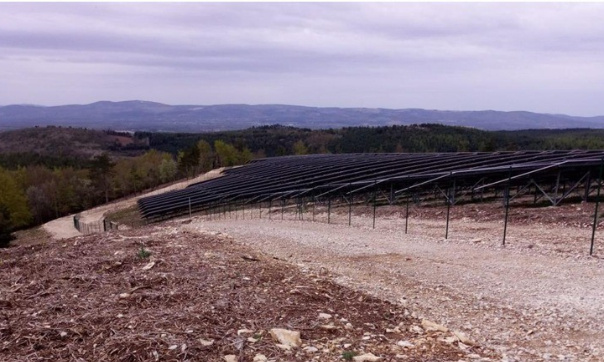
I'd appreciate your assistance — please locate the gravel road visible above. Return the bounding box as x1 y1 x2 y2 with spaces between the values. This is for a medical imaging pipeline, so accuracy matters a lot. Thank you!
189 210 604 362
41 168 225 239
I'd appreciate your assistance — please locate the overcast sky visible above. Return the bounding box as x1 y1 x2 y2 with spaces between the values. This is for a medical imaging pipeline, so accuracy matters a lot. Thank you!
2 2 604 116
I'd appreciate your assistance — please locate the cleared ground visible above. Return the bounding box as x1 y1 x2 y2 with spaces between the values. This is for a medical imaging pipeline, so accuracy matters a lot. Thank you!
186 202 604 362
20 172 604 361
0 222 495 361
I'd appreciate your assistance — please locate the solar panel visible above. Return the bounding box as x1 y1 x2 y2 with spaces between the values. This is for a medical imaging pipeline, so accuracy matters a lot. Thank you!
138 151 604 221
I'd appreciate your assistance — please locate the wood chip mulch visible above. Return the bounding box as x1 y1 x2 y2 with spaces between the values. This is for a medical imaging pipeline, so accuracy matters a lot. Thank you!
0 223 497 361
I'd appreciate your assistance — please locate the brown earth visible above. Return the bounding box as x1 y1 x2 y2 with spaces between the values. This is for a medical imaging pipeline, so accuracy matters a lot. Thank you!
0 223 495 361
12 173 604 362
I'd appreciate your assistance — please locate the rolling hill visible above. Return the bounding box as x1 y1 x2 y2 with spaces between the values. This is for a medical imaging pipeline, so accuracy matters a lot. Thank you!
1 101 603 132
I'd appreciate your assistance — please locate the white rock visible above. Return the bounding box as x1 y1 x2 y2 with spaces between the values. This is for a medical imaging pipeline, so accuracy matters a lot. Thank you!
59 331 67 338
168 345 178 350
303 346 319 353
320 323 338 330
119 293 131 299
453 330 475 345
397 340 414 348
253 354 268 362
199 338 214 346
270 328 302 348
345 323 354 330
440 336 458 344
237 328 253 335
410 325 424 334
318 313 333 320
421 319 448 333
353 353 381 361
142 260 156 270
276 343 291 351
224 355 237 362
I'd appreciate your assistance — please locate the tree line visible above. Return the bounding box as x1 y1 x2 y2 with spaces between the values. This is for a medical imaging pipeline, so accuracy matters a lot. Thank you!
0 138 260 245
4 123 604 245
141 124 604 157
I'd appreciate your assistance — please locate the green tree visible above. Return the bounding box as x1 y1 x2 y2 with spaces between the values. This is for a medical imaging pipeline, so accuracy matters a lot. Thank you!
292 140 309 155
159 157 177 183
197 140 214 172
177 146 200 178
0 168 32 244
89 153 116 203
214 140 240 167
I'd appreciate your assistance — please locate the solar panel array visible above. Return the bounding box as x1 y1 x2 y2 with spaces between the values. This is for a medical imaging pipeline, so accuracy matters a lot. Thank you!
138 150 604 221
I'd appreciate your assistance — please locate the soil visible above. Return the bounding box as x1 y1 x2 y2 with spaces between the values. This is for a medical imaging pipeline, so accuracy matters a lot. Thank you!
18 172 604 362
0 223 493 361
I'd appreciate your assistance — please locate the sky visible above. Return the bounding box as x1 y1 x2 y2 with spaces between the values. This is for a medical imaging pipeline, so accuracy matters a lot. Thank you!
2 2 604 116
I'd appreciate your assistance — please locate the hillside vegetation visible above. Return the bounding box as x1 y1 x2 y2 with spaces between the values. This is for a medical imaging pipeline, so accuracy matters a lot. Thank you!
0 127 148 168
3 124 604 245
145 124 604 160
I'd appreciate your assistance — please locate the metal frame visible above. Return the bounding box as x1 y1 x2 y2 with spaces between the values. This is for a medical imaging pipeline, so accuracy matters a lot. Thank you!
138 151 604 254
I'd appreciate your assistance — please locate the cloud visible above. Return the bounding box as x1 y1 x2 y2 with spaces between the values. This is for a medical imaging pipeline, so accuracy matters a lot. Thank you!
1 3 604 116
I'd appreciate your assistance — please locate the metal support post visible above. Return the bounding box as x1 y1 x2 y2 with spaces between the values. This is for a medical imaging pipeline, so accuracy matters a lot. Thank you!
591 158 604 255
348 195 353 226
503 167 512 246
584 171 592 202
445 179 455 239
445 195 451 239
405 196 410 234
373 180 377 229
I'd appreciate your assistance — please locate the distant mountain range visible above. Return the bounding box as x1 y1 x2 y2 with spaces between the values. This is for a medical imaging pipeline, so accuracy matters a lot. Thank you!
1 100 603 132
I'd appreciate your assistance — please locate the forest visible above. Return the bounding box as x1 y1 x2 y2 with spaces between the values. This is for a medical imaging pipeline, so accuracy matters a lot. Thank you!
142 124 604 157
3 123 604 245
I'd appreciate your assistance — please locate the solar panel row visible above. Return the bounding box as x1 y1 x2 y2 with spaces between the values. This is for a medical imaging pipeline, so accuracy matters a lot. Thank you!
138 150 604 221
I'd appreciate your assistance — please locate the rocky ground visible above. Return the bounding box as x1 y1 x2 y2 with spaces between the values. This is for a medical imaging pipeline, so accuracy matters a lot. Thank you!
11 182 604 362
184 200 604 362
0 222 497 361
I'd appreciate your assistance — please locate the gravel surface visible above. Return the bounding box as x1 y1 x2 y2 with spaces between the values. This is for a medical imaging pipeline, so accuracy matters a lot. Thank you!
187 208 604 362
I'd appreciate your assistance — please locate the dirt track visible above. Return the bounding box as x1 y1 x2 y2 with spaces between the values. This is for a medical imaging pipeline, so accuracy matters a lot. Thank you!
186 209 604 362
41 168 225 239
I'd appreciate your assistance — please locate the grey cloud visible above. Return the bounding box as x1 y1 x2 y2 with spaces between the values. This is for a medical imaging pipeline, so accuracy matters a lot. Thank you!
2 3 604 116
